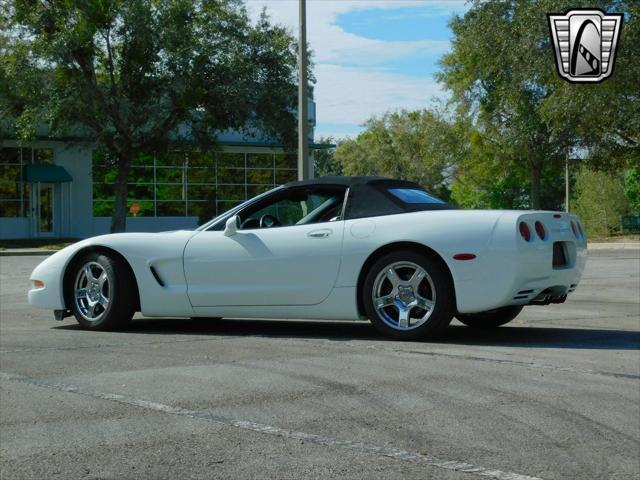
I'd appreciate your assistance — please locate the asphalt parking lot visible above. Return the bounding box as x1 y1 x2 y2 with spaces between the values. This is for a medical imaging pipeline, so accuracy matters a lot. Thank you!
1 250 639 480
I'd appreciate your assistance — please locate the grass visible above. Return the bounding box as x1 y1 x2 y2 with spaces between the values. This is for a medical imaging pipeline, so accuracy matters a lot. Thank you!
0 238 79 251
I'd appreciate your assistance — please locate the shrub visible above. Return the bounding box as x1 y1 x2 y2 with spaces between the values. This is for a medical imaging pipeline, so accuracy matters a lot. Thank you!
623 166 640 214
572 167 629 238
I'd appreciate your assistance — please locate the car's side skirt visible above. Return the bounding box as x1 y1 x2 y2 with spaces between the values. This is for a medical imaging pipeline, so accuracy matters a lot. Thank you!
188 286 360 321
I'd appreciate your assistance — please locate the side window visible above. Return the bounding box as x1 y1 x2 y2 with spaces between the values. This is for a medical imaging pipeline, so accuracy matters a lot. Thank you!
239 187 346 230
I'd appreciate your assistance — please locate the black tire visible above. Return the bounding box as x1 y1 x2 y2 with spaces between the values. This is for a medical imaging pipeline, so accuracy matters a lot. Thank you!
67 252 136 330
362 250 455 340
456 306 523 328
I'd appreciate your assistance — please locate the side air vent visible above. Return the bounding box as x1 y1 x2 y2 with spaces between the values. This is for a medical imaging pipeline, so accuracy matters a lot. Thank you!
513 289 536 300
149 266 165 287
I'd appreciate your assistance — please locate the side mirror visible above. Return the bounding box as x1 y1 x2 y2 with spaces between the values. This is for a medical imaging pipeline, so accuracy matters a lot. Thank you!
224 215 240 237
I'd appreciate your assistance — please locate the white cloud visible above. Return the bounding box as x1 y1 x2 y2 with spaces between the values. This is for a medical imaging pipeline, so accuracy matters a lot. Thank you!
315 64 444 125
246 0 461 138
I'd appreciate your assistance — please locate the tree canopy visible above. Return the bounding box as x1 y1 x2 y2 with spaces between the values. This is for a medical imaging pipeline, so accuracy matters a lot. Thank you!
335 1 638 215
313 136 342 178
437 0 639 209
1 0 303 231
335 109 469 199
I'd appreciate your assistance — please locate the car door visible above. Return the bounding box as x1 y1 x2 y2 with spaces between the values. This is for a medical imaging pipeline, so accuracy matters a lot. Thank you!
183 186 347 307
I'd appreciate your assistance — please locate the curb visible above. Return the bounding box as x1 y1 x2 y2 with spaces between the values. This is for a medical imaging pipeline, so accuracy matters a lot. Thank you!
587 243 640 250
0 250 56 257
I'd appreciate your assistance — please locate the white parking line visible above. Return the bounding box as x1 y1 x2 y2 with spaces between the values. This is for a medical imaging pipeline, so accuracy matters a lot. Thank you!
1 372 544 480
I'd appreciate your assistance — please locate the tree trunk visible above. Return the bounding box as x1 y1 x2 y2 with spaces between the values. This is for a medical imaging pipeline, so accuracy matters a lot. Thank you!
530 165 541 210
110 152 133 233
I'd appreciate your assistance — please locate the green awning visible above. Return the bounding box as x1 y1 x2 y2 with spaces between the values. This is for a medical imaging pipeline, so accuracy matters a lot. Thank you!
24 164 72 183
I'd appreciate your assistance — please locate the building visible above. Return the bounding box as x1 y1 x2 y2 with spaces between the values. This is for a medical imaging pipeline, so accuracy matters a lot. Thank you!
0 100 330 240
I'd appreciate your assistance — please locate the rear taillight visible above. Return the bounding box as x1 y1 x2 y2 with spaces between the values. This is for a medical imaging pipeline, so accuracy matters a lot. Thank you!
577 221 585 238
534 221 547 240
519 222 532 242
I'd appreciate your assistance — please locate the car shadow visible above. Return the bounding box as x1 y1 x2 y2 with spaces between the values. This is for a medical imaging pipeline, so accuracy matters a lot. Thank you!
53 318 640 350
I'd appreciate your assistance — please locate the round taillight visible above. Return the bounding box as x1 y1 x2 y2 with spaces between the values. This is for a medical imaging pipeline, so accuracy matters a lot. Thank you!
519 222 531 242
534 221 546 240
571 221 580 238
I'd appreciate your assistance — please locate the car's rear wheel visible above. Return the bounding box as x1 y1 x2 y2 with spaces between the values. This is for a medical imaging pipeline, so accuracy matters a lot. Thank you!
456 306 523 328
68 252 136 330
362 250 454 340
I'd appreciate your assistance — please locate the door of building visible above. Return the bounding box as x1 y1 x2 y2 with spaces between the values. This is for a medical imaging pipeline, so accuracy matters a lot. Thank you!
35 183 55 237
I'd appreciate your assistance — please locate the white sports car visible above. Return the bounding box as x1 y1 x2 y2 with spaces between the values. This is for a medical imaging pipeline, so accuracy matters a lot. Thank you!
28 177 587 340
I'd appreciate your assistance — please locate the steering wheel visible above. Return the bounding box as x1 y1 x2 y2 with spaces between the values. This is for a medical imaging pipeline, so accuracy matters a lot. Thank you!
259 214 280 228
241 217 260 229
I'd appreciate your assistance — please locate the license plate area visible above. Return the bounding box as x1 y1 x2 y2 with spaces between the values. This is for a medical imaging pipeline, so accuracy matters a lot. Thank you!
552 241 569 268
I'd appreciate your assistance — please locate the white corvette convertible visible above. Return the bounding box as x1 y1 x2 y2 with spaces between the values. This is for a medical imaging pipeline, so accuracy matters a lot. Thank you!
28 176 587 339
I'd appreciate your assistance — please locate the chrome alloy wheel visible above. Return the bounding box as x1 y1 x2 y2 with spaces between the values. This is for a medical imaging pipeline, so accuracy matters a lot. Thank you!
371 261 436 331
74 262 110 322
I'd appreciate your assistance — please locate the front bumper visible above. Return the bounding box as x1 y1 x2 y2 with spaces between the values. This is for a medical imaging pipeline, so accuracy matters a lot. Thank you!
27 251 69 310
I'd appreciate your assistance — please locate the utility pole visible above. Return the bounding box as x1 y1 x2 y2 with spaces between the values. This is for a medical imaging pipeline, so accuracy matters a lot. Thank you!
565 152 570 212
297 0 309 180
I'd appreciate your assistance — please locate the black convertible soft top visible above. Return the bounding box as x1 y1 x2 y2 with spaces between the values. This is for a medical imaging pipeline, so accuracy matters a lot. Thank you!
285 176 454 220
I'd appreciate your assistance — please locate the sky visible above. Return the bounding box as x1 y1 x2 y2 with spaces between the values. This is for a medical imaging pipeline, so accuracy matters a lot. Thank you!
245 0 470 140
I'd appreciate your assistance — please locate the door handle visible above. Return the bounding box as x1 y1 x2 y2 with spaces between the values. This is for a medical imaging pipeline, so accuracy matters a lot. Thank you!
308 229 332 238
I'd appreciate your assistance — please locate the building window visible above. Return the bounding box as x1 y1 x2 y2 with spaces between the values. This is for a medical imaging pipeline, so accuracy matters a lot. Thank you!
92 150 297 224
0 147 53 218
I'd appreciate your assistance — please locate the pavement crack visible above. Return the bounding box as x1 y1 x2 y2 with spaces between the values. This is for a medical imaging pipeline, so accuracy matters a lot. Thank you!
389 349 640 380
0 336 230 354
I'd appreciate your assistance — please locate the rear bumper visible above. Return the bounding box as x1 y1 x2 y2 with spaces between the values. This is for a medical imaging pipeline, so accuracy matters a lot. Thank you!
505 253 585 307
455 212 587 314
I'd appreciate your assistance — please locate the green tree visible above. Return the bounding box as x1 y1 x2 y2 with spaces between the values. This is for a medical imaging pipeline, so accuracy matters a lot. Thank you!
335 109 468 198
539 1 640 170
438 0 639 209
450 126 530 209
313 136 341 177
572 167 629 237
623 166 640 214
0 0 302 232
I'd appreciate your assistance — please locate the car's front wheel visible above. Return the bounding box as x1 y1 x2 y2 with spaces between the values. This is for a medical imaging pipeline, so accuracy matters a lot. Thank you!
68 252 136 330
362 250 454 340
456 306 523 328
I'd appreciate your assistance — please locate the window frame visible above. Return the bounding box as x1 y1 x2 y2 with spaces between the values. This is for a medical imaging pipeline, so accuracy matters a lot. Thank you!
237 185 348 231
202 185 347 232
92 150 297 220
